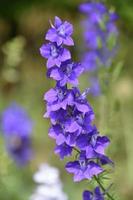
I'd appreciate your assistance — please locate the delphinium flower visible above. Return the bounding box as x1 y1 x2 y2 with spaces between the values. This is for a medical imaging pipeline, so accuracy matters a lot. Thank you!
1 103 33 166
30 163 68 200
79 1 118 96
83 187 104 200
40 16 115 199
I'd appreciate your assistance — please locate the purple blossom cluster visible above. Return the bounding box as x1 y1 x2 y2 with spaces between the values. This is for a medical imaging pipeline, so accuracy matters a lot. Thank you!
40 16 112 199
1 103 33 166
79 2 118 96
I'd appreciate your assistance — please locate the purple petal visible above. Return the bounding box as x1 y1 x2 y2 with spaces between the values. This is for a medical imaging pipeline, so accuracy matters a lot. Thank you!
48 124 62 139
65 120 81 133
44 88 57 102
86 145 95 159
69 78 78 86
57 37 63 46
60 48 71 62
40 44 50 58
74 170 85 182
54 58 62 67
64 21 73 35
54 16 62 27
76 135 89 149
85 162 103 179
56 134 65 145
65 161 80 173
75 103 90 114
83 191 92 200
55 144 72 159
95 136 110 154
45 28 57 42
50 68 62 80
64 36 74 46
47 57 56 68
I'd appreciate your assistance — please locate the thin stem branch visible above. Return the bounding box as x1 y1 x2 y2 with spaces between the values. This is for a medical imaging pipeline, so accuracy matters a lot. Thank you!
94 176 115 200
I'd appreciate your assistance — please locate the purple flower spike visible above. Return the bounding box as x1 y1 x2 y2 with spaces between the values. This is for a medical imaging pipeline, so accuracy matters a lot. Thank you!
46 16 74 46
40 16 114 197
40 43 71 68
1 103 33 166
83 187 104 200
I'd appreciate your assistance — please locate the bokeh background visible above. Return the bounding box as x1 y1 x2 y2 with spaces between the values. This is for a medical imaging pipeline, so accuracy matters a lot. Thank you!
0 0 133 199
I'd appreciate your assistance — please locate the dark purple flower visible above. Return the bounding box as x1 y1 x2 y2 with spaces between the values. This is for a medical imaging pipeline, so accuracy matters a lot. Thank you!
49 124 78 147
65 152 103 182
72 88 94 114
54 143 73 159
44 86 74 111
64 110 94 135
85 135 110 158
1 103 33 165
76 126 98 149
40 43 71 68
46 16 74 46
83 187 104 200
79 2 107 24
83 190 92 200
47 60 83 86
44 108 67 125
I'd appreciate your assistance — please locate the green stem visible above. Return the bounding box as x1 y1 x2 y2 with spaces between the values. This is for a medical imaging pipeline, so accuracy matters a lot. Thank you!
73 148 115 199
94 176 115 200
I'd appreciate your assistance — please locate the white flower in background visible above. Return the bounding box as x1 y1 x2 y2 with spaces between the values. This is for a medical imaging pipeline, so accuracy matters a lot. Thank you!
30 164 68 200
33 164 61 185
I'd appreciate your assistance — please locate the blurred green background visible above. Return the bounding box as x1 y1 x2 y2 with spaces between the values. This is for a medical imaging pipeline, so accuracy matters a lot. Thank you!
0 0 133 199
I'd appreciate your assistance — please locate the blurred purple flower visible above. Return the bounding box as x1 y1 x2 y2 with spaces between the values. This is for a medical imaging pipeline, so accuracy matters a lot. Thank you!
55 143 73 159
79 2 118 98
1 103 33 165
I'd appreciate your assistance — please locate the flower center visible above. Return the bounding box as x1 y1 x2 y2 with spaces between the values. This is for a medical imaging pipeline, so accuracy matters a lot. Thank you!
51 45 59 58
57 88 66 101
76 114 84 125
57 24 66 37
62 63 73 76
66 64 73 76
79 159 86 170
